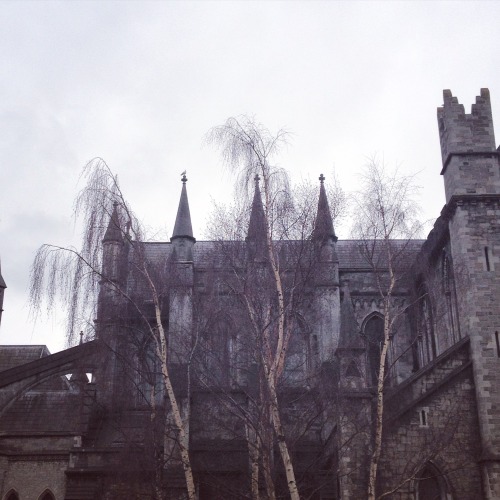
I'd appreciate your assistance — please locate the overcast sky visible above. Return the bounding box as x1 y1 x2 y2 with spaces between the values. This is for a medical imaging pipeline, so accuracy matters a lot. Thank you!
1 1 499 352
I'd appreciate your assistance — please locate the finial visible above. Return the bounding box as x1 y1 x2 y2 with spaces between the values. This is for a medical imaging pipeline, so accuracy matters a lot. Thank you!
254 174 260 183
319 173 325 184
181 170 187 183
79 330 84 345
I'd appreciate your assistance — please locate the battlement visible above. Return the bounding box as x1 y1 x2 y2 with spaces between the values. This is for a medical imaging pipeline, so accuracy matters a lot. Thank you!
437 88 496 170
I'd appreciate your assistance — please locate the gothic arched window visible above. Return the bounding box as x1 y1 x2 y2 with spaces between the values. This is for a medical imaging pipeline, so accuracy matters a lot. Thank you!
39 491 56 500
285 327 309 384
5 491 19 500
416 463 449 500
442 252 460 343
418 286 437 365
135 339 164 407
201 317 233 386
364 314 387 386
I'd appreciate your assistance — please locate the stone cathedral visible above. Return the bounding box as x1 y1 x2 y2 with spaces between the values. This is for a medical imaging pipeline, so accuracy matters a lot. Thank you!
0 89 499 499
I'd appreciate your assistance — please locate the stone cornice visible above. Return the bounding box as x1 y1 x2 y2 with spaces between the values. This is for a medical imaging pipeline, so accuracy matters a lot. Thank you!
440 150 500 175
441 193 500 221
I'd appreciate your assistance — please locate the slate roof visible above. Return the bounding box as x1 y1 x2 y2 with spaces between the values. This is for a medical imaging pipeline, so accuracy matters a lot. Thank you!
136 239 425 271
0 345 51 373
0 390 80 435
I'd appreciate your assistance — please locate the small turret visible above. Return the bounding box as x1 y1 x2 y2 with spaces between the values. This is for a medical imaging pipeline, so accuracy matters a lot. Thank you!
312 175 339 288
102 202 124 283
437 89 500 202
312 174 338 245
246 174 267 261
0 259 6 328
313 174 339 265
171 173 195 261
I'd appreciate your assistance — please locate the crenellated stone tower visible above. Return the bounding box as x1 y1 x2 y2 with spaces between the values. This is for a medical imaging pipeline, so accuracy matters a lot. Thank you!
438 88 500 498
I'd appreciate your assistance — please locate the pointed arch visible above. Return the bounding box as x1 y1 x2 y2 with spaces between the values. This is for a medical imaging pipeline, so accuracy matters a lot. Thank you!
362 312 386 386
38 490 56 500
441 250 461 344
134 335 164 407
415 462 451 500
285 320 309 384
4 490 19 500
417 284 437 365
200 312 235 386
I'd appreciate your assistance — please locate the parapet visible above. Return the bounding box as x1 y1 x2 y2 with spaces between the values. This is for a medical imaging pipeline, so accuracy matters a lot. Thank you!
437 88 496 170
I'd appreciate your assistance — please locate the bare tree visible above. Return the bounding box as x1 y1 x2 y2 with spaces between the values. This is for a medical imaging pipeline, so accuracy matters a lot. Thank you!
206 117 345 499
207 116 299 499
29 159 196 500
351 157 423 500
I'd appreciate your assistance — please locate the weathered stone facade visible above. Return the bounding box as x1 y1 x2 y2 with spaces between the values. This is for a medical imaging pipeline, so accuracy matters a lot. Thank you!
0 89 499 499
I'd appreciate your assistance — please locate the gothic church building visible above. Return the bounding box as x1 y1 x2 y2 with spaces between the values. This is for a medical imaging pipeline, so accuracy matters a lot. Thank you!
0 89 499 499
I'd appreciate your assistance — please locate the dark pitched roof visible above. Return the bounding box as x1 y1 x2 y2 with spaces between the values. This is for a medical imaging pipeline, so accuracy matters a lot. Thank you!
131 238 424 274
0 345 51 373
0 391 81 435
336 239 424 270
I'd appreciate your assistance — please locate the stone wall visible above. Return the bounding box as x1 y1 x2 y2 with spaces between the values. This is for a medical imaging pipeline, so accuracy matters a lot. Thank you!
1 457 69 499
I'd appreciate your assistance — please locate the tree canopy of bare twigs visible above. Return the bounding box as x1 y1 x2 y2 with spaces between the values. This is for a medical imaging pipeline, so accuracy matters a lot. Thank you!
29 158 197 500
29 158 138 345
206 116 348 500
351 157 423 500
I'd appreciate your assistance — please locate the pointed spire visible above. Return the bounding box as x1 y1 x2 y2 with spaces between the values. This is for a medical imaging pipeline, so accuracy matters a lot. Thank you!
338 281 364 350
103 202 124 243
312 174 337 243
246 174 267 243
171 173 195 241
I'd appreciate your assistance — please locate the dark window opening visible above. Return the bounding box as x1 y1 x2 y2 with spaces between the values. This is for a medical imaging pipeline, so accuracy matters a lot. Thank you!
418 287 437 364
364 315 387 386
420 408 428 427
485 246 491 271
495 331 500 358
416 463 448 500
39 492 56 500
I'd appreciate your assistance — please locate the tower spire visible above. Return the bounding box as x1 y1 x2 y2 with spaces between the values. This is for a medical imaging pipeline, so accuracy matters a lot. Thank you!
246 174 267 242
103 202 124 243
171 172 195 241
312 174 337 243
246 174 267 261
